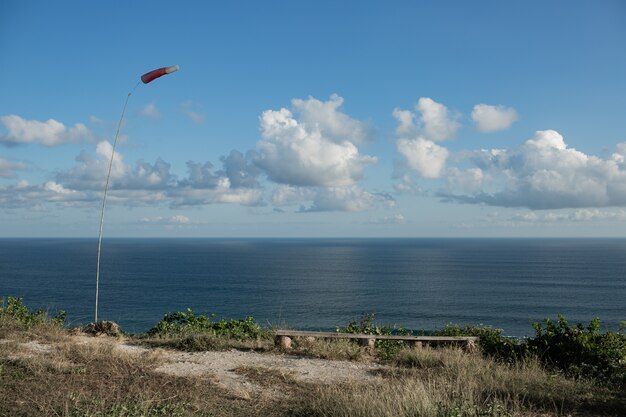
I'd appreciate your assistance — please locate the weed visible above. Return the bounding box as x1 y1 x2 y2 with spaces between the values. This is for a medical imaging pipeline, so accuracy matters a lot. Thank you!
337 313 413 360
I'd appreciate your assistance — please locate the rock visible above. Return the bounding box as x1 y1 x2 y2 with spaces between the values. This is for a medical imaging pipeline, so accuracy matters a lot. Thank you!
84 320 121 337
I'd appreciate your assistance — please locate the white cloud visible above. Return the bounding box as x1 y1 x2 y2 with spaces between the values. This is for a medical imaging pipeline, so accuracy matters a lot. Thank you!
301 185 393 212
270 184 395 213
1 142 265 210
397 138 449 179
0 115 94 146
140 102 160 119
471 104 518 132
181 101 205 124
416 97 460 141
506 209 626 223
393 97 459 142
392 108 416 137
370 213 407 224
168 179 264 207
446 167 485 193
291 94 375 145
139 215 191 225
0 158 26 178
444 130 626 209
256 95 377 187
187 111 205 124
89 115 104 125
271 185 316 207
393 98 457 181
56 140 128 190
0 181 90 209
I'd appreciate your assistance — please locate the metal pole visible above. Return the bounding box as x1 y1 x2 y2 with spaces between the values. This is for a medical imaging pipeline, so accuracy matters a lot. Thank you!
95 90 134 323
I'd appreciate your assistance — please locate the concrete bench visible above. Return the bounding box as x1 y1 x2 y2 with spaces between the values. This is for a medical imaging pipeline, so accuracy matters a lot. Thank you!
274 330 478 351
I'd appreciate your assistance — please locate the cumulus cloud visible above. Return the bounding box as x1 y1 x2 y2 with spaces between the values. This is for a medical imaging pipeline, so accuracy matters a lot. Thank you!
256 95 377 187
416 97 460 141
446 167 485 193
392 97 459 142
0 180 90 209
443 130 626 209
471 104 518 132
0 115 94 146
56 140 128 190
270 184 395 213
300 186 394 212
393 98 459 180
0 158 26 178
397 138 449 179
271 185 316 207
0 141 265 210
291 94 375 145
168 180 264 207
219 150 262 189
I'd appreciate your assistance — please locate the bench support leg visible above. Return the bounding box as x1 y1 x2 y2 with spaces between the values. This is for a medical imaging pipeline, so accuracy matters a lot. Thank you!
360 338 376 350
464 339 476 353
276 335 292 350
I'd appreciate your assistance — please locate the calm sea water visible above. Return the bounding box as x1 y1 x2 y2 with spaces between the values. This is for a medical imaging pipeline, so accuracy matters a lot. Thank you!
0 238 624 336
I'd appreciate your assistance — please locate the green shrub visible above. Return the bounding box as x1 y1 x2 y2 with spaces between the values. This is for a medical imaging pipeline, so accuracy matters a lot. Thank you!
528 315 626 385
0 296 65 329
434 324 527 362
147 308 264 340
337 313 413 360
435 316 626 387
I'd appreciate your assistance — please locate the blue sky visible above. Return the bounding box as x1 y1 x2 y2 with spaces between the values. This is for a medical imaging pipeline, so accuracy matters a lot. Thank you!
1 0 626 237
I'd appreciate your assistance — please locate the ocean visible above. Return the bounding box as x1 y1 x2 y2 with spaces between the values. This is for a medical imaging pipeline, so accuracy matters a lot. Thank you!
1 238 624 336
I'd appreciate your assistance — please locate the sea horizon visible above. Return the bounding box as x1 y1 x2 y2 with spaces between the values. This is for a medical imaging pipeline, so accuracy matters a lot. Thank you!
2 237 625 337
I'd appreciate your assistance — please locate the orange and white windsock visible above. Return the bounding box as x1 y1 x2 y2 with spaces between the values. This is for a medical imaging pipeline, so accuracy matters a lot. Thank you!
140 65 180 84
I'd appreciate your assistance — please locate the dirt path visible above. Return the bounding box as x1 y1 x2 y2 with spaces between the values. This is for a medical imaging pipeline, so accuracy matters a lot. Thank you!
153 348 385 396
12 335 386 398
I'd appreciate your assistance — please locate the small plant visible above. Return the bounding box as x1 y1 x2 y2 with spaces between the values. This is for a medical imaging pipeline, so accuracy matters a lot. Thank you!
434 324 526 362
147 308 265 340
528 315 626 385
0 296 65 329
338 313 413 360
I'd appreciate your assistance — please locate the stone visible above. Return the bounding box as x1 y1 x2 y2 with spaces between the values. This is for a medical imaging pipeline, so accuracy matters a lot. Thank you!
84 320 121 337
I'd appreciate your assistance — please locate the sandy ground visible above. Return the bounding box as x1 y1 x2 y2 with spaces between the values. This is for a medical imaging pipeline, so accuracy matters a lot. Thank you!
11 335 386 398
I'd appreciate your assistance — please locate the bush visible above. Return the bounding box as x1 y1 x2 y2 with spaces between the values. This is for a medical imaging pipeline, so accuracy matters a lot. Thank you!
528 315 626 385
435 316 626 387
147 308 265 340
434 324 527 363
0 296 65 329
337 313 413 360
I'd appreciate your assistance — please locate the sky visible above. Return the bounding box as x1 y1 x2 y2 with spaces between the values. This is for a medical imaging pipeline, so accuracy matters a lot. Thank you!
1 0 626 237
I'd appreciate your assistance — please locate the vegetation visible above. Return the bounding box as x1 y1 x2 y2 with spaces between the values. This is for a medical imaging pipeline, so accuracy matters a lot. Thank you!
1 297 625 416
337 313 413 360
147 308 265 339
437 315 626 386
0 296 66 340
142 308 271 352
293 348 623 417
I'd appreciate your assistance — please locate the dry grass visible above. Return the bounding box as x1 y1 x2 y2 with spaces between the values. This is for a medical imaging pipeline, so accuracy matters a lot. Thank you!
136 332 274 353
233 365 299 390
2 320 624 417
291 347 626 417
287 336 367 361
0 327 290 416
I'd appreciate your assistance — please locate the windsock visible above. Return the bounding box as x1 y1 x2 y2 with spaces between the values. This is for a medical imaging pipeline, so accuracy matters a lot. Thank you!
140 65 180 84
